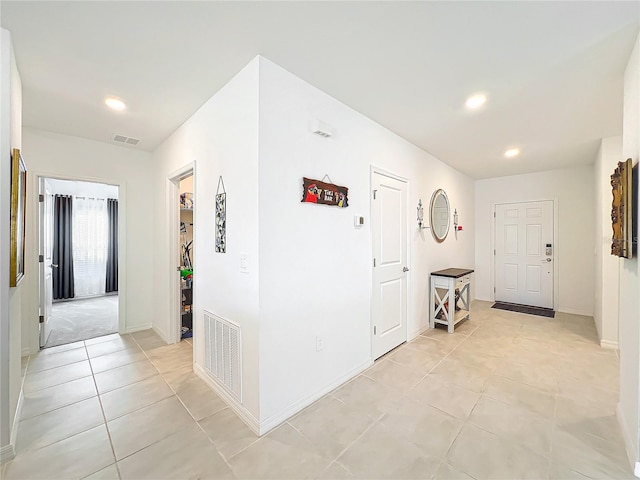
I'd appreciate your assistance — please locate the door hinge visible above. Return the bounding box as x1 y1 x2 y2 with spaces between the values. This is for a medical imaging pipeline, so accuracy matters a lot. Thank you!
373 190 377 200
493 249 496 256
373 258 376 267
494 287 496 293
374 326 377 335
493 211 496 218
39 194 44 203
39 315 44 324
39 255 44 263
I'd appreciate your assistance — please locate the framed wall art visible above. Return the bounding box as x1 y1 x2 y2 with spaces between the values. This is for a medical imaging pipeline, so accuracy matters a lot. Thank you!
611 158 633 258
10 148 27 287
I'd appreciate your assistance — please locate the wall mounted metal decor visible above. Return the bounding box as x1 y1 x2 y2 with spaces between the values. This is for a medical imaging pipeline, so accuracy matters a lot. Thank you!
301 175 348 208
611 158 634 258
215 176 226 253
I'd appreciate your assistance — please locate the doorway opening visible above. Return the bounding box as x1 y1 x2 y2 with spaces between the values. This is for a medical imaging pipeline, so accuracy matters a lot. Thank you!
39 177 120 348
179 174 194 341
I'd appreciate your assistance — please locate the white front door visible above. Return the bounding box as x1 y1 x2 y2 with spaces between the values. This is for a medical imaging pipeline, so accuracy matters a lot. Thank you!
495 200 554 309
39 178 54 347
372 171 408 359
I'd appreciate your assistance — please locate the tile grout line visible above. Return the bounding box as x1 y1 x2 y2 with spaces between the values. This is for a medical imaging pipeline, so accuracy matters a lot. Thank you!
83 339 123 480
127 333 242 476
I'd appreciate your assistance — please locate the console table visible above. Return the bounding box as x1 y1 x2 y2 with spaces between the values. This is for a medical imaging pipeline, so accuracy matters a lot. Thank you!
430 268 474 333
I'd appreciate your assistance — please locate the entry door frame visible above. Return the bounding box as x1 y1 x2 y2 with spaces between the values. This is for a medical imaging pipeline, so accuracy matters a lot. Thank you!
370 165 410 360
32 172 126 353
490 197 559 311
168 162 195 345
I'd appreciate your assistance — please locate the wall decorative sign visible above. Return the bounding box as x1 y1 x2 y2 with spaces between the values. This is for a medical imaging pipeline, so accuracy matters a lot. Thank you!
215 176 226 253
301 176 348 208
611 158 634 258
10 148 27 287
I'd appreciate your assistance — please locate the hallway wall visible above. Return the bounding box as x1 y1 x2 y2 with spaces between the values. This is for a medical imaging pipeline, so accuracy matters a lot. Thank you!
617 33 640 471
594 136 622 348
20 128 156 354
0 27 23 462
475 166 595 316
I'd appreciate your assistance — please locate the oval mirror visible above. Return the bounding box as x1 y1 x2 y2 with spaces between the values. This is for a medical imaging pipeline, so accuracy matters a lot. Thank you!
430 189 450 242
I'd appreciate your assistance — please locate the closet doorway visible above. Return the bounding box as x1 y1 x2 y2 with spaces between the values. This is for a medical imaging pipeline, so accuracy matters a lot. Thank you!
179 174 194 341
39 177 120 348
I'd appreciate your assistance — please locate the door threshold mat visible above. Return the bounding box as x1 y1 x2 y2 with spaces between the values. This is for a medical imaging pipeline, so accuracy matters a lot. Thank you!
492 302 555 318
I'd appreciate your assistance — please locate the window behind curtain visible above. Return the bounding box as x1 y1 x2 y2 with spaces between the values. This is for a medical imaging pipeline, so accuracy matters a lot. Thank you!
72 196 108 297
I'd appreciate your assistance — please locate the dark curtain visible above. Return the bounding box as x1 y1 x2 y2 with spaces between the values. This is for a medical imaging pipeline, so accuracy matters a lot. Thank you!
105 198 118 293
52 195 75 299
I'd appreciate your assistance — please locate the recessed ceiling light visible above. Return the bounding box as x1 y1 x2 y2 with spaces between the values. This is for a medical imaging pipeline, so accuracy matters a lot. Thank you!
465 93 487 109
104 97 126 111
504 148 520 158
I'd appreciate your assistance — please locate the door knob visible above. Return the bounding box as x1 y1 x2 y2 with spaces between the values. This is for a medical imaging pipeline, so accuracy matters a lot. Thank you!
51 264 59 268
403 267 409 272
541 258 551 263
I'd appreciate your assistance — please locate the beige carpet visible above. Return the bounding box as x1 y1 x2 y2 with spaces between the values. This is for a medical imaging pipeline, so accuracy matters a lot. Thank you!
44 295 118 348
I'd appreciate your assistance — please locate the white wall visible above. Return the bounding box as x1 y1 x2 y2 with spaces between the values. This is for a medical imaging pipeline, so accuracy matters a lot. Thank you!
0 27 23 462
617 34 640 472
46 178 118 199
257 57 475 429
475 167 595 316
150 59 261 423
150 56 475 434
20 128 156 354
594 136 622 348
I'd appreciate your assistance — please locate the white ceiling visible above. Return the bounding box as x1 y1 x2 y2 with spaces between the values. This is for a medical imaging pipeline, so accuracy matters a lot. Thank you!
2 1 639 179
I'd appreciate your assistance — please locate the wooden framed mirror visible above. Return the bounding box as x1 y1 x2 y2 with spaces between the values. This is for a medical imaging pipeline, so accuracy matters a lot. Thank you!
430 189 450 242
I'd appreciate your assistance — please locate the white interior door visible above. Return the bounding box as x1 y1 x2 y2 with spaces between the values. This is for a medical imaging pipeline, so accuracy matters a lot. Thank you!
495 200 554 309
39 178 54 347
372 171 408 359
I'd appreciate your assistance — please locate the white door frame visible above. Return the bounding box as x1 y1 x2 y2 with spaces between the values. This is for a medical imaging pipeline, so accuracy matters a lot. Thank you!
370 165 410 360
168 162 195 345
30 172 127 353
490 198 559 311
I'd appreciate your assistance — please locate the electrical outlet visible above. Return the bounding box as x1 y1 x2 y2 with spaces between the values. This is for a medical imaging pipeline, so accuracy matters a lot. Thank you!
240 254 248 273
316 336 324 352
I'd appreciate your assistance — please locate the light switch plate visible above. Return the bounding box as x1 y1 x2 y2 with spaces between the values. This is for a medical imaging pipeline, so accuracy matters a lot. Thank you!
240 254 248 273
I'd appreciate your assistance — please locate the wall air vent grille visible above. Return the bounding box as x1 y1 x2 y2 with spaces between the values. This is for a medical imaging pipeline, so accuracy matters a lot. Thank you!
112 134 140 146
203 310 242 401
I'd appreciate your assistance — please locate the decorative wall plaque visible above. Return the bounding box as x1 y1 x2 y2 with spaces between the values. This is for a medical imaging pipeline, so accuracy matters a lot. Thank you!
301 176 348 208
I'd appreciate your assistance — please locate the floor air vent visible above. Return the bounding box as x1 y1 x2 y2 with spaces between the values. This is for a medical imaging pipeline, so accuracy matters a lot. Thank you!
203 311 242 401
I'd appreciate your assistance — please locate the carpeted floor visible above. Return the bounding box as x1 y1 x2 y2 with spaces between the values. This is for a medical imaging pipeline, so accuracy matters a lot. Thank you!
44 295 118 348
492 301 555 318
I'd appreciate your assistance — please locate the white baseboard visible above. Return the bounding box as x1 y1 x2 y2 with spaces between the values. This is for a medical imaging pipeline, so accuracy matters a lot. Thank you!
617 402 638 475
600 339 619 350
0 443 15 464
123 323 152 335
193 363 260 435
556 307 593 317
151 325 170 344
257 358 373 436
0 389 23 464
195 358 373 437
409 327 428 341
635 462 640 478
10 388 23 449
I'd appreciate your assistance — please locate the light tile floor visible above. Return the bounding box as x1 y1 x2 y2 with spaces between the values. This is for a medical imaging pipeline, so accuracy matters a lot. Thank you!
1 301 632 479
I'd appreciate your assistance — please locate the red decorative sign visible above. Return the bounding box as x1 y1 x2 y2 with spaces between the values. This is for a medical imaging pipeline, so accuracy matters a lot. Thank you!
301 177 348 208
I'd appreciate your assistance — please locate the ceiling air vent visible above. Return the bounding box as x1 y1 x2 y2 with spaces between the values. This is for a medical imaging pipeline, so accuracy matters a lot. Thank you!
112 134 140 146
